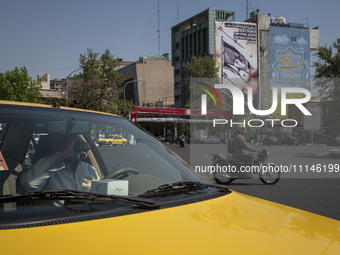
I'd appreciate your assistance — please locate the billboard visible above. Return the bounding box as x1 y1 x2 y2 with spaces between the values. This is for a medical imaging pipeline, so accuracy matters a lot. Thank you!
270 26 310 87
215 21 258 106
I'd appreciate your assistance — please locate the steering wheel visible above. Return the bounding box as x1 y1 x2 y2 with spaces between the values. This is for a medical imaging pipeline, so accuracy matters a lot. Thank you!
105 167 140 180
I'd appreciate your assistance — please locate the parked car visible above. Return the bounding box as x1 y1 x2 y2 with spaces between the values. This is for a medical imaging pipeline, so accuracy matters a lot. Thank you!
157 136 165 142
1 101 340 254
164 135 175 143
97 134 127 146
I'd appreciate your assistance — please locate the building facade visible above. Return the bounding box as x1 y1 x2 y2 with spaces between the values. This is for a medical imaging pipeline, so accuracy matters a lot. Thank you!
247 10 319 111
117 56 174 107
171 8 319 111
171 9 235 107
39 73 65 99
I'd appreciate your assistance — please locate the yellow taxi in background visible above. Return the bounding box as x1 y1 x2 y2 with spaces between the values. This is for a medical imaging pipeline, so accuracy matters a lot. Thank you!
0 101 340 255
97 134 127 146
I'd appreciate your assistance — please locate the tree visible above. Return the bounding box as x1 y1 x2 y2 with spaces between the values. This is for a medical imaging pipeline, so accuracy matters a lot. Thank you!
184 55 219 79
100 49 123 99
0 67 42 103
109 99 136 118
70 49 135 118
314 39 340 79
314 39 340 128
181 55 219 107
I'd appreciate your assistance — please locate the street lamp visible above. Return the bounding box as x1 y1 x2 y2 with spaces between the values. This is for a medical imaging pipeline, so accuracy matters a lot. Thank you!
123 79 142 100
65 67 82 106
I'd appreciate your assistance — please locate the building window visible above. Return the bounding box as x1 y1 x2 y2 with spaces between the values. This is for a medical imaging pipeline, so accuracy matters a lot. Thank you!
194 32 197 56
202 28 208 54
183 38 185 59
189 34 192 58
198 31 201 55
186 37 189 59
291 37 296 42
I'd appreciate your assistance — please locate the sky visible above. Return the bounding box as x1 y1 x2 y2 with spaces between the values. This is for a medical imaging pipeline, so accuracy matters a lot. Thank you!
1 0 339 80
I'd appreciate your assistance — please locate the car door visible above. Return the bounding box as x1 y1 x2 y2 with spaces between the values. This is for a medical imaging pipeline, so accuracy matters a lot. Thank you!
113 135 120 145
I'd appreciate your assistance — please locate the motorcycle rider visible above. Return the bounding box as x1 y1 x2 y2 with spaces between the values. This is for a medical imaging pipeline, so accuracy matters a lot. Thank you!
232 125 257 166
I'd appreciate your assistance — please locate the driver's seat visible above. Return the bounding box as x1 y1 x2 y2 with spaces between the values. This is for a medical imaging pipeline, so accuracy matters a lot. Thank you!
31 135 52 164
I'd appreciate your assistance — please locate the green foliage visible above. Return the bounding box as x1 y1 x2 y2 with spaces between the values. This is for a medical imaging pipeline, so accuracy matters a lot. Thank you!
314 39 340 79
43 97 65 107
314 39 340 97
314 38 340 127
100 49 124 98
69 77 111 112
79 49 101 81
183 56 219 79
0 67 43 103
70 49 134 117
181 55 219 108
108 99 136 118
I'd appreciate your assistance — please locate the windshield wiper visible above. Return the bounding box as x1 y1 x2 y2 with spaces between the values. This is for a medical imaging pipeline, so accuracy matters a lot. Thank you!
139 181 230 198
0 190 159 209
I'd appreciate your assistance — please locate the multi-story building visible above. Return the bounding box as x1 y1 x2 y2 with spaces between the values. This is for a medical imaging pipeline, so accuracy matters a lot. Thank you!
246 10 319 112
171 9 235 107
171 8 319 111
39 73 65 99
117 56 174 107
39 57 174 108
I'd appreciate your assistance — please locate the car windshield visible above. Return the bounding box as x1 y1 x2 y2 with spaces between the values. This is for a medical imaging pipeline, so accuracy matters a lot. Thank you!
0 104 214 225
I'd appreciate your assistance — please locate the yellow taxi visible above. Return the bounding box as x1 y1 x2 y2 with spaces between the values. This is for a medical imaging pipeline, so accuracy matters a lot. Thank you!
0 101 339 254
97 134 128 146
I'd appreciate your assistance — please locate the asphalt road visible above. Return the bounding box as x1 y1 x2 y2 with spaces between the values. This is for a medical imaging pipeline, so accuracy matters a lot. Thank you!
166 143 340 221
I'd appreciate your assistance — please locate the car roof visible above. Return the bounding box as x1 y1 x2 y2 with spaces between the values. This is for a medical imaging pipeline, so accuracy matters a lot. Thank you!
0 100 121 118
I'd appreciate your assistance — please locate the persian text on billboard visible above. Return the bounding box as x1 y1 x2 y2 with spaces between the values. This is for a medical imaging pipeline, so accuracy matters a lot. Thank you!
270 26 310 87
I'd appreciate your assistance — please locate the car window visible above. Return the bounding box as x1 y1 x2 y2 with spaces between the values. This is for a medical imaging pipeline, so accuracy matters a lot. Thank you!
0 104 218 226
0 105 207 196
0 123 8 170
0 123 6 142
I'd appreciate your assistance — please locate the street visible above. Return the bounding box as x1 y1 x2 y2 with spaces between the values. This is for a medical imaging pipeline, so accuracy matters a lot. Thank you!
166 143 340 221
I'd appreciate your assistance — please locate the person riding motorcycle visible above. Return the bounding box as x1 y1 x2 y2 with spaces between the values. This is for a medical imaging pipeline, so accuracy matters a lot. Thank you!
213 126 279 184
232 125 257 165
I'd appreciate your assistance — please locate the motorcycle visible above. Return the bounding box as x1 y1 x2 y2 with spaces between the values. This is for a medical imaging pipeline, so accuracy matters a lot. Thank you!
211 149 280 185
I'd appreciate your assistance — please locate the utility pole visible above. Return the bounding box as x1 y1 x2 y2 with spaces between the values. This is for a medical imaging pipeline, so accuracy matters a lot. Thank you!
65 67 82 107
157 0 160 56
177 0 179 23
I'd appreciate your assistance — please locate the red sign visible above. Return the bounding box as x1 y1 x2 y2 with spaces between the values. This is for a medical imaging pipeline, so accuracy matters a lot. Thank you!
130 107 230 123
0 151 8 171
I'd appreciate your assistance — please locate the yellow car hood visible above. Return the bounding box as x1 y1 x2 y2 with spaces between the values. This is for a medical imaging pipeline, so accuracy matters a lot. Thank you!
2 191 340 254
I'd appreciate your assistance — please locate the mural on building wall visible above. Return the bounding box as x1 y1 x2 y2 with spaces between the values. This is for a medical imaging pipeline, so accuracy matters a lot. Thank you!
270 26 310 87
215 21 258 107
